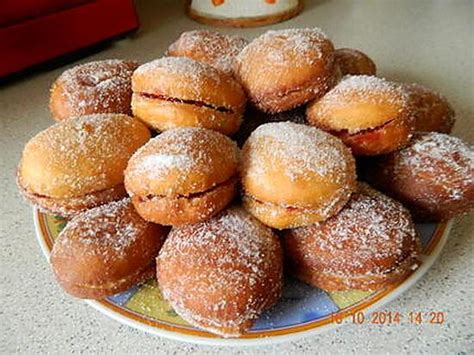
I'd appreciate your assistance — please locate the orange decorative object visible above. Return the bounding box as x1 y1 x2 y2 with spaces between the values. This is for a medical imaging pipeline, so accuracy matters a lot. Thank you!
186 0 303 28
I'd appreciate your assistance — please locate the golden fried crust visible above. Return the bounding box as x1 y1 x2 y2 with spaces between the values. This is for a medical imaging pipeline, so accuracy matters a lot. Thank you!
242 147 355 208
131 94 242 135
365 133 474 222
50 199 169 299
132 57 246 111
306 75 414 155
334 48 376 76
242 193 351 230
402 83 455 134
241 122 356 209
330 114 415 155
57 263 156 299
125 128 240 197
306 76 409 131
167 30 248 75
131 178 238 226
234 28 335 113
292 253 420 291
18 114 150 199
283 183 421 292
17 177 126 218
49 60 139 121
251 69 336 114
156 207 283 337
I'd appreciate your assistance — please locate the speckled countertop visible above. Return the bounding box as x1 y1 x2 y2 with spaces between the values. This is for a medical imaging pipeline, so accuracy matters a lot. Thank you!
1 0 473 353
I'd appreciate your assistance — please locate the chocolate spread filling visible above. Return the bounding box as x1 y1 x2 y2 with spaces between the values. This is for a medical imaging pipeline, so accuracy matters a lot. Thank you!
138 92 234 114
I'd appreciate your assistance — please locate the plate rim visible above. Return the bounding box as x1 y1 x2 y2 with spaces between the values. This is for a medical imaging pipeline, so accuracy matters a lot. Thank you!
34 208 452 346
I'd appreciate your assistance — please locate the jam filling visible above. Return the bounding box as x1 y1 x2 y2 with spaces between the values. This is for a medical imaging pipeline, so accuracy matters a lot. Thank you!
250 195 314 213
138 92 234 114
139 177 236 202
27 184 122 200
328 117 397 138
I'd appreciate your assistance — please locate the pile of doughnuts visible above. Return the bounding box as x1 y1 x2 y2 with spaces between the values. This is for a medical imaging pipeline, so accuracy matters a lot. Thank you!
17 28 473 338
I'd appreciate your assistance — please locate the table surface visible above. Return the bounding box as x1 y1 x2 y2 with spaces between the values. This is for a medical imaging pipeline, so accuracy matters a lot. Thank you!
1 0 473 353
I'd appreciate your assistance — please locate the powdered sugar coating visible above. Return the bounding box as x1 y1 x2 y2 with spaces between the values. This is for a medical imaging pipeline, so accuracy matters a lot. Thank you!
236 27 329 68
167 30 248 75
136 154 195 180
324 75 408 107
243 122 354 182
135 57 218 79
51 59 138 118
404 83 450 106
243 184 354 229
134 57 223 95
403 82 455 133
125 127 239 196
286 183 420 277
334 48 376 76
391 133 474 201
157 207 282 337
19 114 150 198
54 199 152 260
307 75 412 134
233 28 335 112
17 178 126 218
159 207 281 280
132 56 246 114
50 198 167 299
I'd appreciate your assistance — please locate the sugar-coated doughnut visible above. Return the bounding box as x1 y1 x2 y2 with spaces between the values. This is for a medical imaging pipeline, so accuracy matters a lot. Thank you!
125 127 239 225
49 59 139 121
167 30 248 75
50 199 168 299
403 83 455 133
131 57 246 135
234 28 336 113
364 132 474 221
283 183 421 292
156 207 283 337
306 75 415 155
334 48 377 76
17 114 150 217
241 122 356 229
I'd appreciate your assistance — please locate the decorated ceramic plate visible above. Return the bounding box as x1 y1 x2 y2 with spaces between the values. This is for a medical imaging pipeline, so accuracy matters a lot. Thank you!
34 208 451 346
